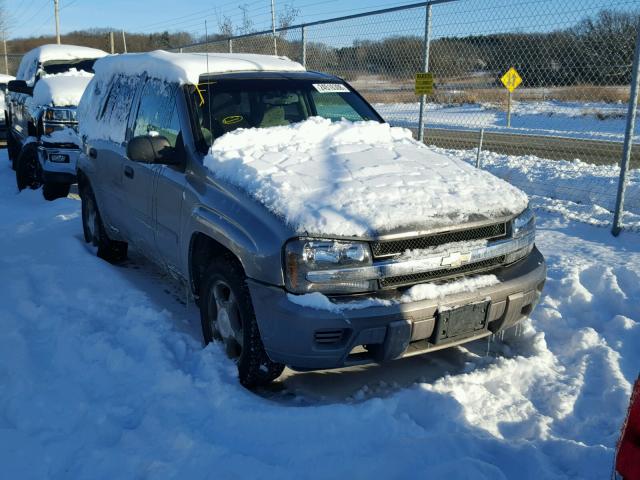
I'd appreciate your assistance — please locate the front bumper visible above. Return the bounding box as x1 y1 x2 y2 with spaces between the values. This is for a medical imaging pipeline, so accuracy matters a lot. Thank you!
249 247 546 370
37 145 79 184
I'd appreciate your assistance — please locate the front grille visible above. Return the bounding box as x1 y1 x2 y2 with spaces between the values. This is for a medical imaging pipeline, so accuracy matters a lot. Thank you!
379 256 506 289
371 223 507 258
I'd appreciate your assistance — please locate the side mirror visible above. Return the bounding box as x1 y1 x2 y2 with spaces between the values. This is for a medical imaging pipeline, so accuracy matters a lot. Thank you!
127 135 182 166
8 80 33 95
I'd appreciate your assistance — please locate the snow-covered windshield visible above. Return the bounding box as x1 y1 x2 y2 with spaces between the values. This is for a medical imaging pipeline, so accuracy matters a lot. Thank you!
193 78 382 147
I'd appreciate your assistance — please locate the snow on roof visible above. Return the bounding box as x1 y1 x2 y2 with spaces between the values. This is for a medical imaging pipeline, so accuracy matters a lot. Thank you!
205 117 529 237
93 50 305 85
33 72 93 107
26 44 108 64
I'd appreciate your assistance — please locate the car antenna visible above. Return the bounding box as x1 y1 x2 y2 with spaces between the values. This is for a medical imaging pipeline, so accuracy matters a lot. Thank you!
204 20 213 144
204 20 210 76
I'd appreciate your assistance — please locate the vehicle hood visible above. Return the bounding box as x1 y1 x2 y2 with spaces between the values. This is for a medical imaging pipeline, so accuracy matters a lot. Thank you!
32 72 93 108
204 117 529 238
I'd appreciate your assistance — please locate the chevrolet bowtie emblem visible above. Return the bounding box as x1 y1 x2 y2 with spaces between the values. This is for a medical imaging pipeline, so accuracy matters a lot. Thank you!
441 251 472 268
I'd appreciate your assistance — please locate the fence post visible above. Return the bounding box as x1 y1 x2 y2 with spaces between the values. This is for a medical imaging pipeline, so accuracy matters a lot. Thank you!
612 23 640 236
301 26 306 68
228 38 233 54
417 3 432 143
476 128 484 168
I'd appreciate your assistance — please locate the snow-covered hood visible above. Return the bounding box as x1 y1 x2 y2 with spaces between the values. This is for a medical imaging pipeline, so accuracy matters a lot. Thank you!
204 118 529 237
32 71 93 108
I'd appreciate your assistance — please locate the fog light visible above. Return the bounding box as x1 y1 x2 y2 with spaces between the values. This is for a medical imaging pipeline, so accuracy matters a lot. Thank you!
49 153 69 163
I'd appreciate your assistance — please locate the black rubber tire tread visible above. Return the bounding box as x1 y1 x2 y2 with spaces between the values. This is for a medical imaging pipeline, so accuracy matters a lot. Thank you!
15 143 42 191
199 255 284 388
7 130 19 168
42 182 71 201
80 181 128 263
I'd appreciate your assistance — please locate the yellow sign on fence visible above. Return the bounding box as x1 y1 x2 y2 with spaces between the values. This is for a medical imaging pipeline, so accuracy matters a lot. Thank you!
501 67 522 92
415 72 434 95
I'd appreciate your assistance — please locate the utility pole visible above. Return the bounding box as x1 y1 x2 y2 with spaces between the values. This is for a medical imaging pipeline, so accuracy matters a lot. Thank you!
2 32 8 75
53 0 61 44
109 31 114 54
122 29 127 53
270 0 277 55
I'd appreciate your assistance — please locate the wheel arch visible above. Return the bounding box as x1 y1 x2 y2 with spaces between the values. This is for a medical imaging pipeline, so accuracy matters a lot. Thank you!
188 231 246 300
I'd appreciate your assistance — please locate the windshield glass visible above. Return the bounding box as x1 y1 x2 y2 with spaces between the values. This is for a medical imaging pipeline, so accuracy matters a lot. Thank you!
41 58 98 76
193 78 383 148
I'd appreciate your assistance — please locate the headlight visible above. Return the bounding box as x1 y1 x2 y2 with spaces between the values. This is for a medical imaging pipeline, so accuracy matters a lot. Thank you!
43 107 77 122
513 206 535 238
506 207 536 263
284 239 376 294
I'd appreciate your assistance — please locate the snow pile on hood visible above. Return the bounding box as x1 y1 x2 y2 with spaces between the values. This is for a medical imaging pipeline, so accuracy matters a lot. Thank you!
205 117 529 236
32 72 93 107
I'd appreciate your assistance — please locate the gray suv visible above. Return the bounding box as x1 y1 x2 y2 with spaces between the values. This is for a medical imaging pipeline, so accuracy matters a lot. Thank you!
77 52 546 388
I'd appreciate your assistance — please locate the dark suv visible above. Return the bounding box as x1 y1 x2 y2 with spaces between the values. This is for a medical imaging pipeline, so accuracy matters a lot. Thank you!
77 51 546 388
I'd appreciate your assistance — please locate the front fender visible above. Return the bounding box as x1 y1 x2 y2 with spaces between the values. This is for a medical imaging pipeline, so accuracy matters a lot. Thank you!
188 204 286 286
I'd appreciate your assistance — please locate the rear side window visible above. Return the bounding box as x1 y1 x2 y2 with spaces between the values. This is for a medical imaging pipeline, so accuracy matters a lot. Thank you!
132 79 181 147
98 74 140 143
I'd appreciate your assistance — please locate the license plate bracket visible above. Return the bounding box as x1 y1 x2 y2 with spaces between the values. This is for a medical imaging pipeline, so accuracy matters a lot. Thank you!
432 301 490 344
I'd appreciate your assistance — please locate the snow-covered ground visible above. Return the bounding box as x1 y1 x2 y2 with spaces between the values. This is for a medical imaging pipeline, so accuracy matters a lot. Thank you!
375 101 634 142
1 146 638 478
445 147 640 231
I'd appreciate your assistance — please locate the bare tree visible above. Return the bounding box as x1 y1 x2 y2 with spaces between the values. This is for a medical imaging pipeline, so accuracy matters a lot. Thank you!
238 4 254 35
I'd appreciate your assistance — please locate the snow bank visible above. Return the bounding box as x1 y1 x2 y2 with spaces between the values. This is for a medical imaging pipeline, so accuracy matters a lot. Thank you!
437 146 640 230
0 150 638 478
94 50 304 86
375 100 631 142
205 117 529 236
32 72 92 107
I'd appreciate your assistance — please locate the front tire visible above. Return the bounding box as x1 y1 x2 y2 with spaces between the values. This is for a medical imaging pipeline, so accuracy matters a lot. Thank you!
80 181 128 263
42 182 71 201
7 130 19 170
15 144 42 191
199 256 284 388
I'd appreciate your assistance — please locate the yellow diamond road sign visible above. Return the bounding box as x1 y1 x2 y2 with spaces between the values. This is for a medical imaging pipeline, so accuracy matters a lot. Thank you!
501 67 522 92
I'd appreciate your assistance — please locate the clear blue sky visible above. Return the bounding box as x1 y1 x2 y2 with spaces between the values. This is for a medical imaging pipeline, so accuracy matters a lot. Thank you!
6 0 431 39
5 0 633 41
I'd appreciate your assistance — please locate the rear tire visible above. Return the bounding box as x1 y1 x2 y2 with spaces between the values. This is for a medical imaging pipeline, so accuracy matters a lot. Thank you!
42 182 71 201
80 181 128 263
199 256 284 388
15 143 42 191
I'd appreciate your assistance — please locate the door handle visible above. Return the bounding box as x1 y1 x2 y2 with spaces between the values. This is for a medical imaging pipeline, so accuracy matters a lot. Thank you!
88 147 97 159
124 165 134 179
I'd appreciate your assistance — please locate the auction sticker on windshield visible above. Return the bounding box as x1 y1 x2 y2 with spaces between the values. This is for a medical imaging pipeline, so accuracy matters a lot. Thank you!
313 83 350 93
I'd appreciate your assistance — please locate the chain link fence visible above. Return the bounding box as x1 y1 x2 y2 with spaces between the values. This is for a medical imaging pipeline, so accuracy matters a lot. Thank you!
174 0 640 233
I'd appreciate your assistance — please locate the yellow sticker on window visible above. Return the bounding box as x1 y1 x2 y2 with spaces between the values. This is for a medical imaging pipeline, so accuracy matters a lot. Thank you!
222 115 244 125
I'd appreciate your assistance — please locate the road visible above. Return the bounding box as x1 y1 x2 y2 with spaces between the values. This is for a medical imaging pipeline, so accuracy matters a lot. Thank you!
414 127 640 168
